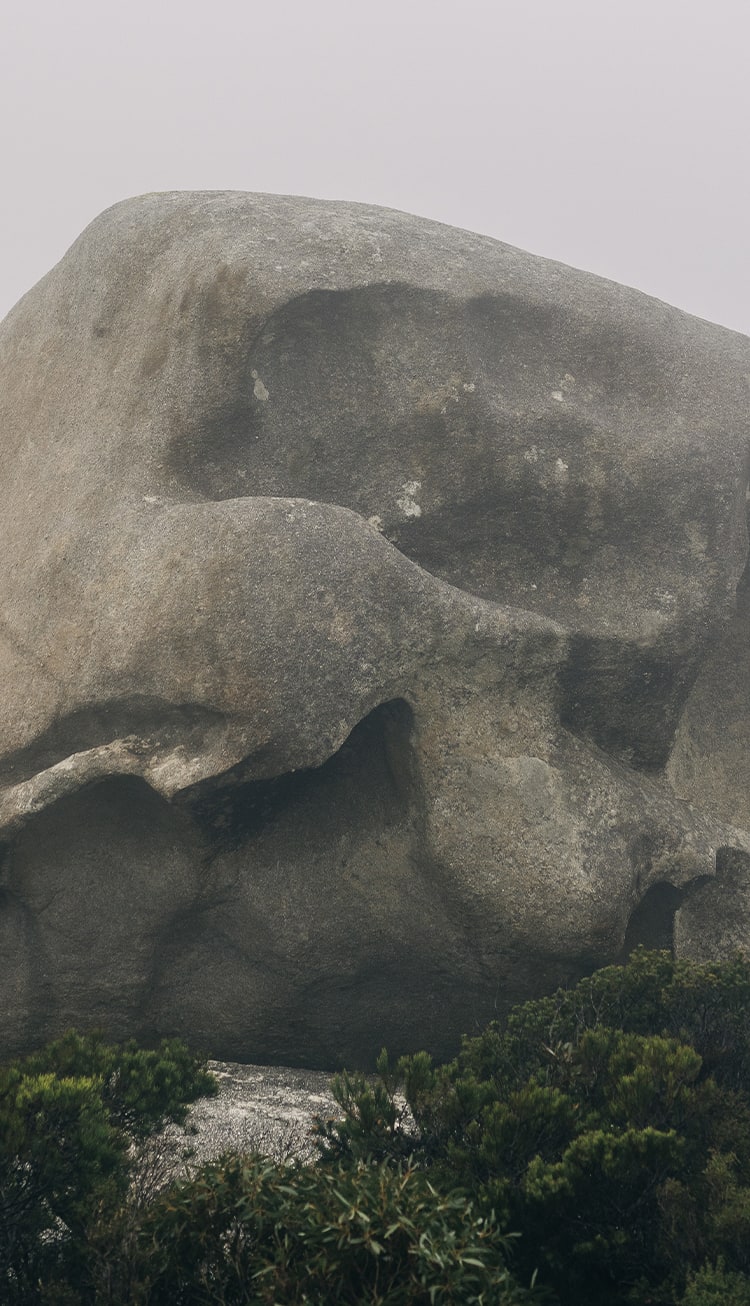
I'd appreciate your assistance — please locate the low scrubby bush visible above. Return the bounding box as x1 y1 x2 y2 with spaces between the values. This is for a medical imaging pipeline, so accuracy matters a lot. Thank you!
318 948 750 1305
5 950 750 1303
134 1153 536 1304
0 1030 216 1302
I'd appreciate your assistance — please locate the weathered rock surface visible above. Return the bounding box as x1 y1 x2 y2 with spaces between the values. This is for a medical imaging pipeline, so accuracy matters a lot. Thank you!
1 192 750 1067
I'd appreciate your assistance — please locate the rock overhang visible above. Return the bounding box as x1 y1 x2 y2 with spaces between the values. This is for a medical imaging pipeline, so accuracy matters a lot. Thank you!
1 191 749 1065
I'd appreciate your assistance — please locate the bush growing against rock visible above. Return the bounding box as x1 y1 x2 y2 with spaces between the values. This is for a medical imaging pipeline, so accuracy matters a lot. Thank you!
317 949 750 1305
4 951 750 1303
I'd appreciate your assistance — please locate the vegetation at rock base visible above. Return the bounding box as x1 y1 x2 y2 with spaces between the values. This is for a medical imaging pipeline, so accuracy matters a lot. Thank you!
0 1030 216 1303
318 948 750 1304
3 950 750 1302
130 1154 534 1305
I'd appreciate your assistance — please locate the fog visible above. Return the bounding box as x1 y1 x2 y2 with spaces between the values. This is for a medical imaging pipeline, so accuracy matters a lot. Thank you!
2 0 748 332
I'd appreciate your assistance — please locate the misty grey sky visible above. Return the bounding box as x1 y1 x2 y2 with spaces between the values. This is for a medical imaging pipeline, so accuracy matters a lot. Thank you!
2 0 748 333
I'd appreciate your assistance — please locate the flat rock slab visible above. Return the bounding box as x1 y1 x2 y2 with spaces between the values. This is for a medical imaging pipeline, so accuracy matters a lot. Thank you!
178 1060 341 1165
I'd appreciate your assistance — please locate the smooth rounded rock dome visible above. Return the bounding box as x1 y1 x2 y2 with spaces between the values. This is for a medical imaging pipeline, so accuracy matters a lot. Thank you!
1 192 749 1066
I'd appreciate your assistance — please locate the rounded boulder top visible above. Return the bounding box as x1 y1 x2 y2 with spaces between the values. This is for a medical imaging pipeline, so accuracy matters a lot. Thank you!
1 192 749 1067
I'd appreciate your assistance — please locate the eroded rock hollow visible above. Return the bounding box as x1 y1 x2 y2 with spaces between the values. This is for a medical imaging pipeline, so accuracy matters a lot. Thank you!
1 193 750 1067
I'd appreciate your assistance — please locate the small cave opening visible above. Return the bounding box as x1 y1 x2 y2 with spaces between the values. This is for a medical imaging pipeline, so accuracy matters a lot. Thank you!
620 881 687 957
620 875 717 959
183 697 417 853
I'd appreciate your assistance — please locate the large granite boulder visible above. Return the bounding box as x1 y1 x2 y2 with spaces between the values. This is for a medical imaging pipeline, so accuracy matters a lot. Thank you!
1 192 749 1067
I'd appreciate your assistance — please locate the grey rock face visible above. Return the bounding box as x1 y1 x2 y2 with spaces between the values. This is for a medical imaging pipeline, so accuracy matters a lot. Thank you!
1 192 750 1067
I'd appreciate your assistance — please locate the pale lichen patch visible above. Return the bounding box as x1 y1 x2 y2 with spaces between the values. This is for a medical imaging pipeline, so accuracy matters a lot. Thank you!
396 481 422 517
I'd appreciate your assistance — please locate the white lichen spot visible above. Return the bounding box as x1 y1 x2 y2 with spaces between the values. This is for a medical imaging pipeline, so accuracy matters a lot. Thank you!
396 480 422 518
462 381 476 393
368 515 384 531
253 377 270 402
143 495 164 506
551 390 564 402
554 458 569 484
524 446 539 464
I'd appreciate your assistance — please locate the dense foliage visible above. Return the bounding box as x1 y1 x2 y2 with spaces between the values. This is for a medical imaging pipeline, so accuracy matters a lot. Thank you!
4 951 750 1302
318 949 750 1304
132 1154 534 1304
0 1030 216 1302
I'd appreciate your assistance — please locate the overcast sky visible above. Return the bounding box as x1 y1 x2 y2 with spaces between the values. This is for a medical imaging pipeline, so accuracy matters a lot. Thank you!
2 0 748 333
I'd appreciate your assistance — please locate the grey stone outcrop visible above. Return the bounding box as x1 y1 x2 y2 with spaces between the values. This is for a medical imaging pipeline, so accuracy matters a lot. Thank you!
1 193 749 1066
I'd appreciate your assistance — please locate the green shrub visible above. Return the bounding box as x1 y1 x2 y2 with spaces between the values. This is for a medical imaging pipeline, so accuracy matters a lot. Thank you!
317 950 750 1305
7 952 750 1304
135 1152 538 1305
680 1258 750 1305
16 1028 217 1139
0 1030 216 1303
